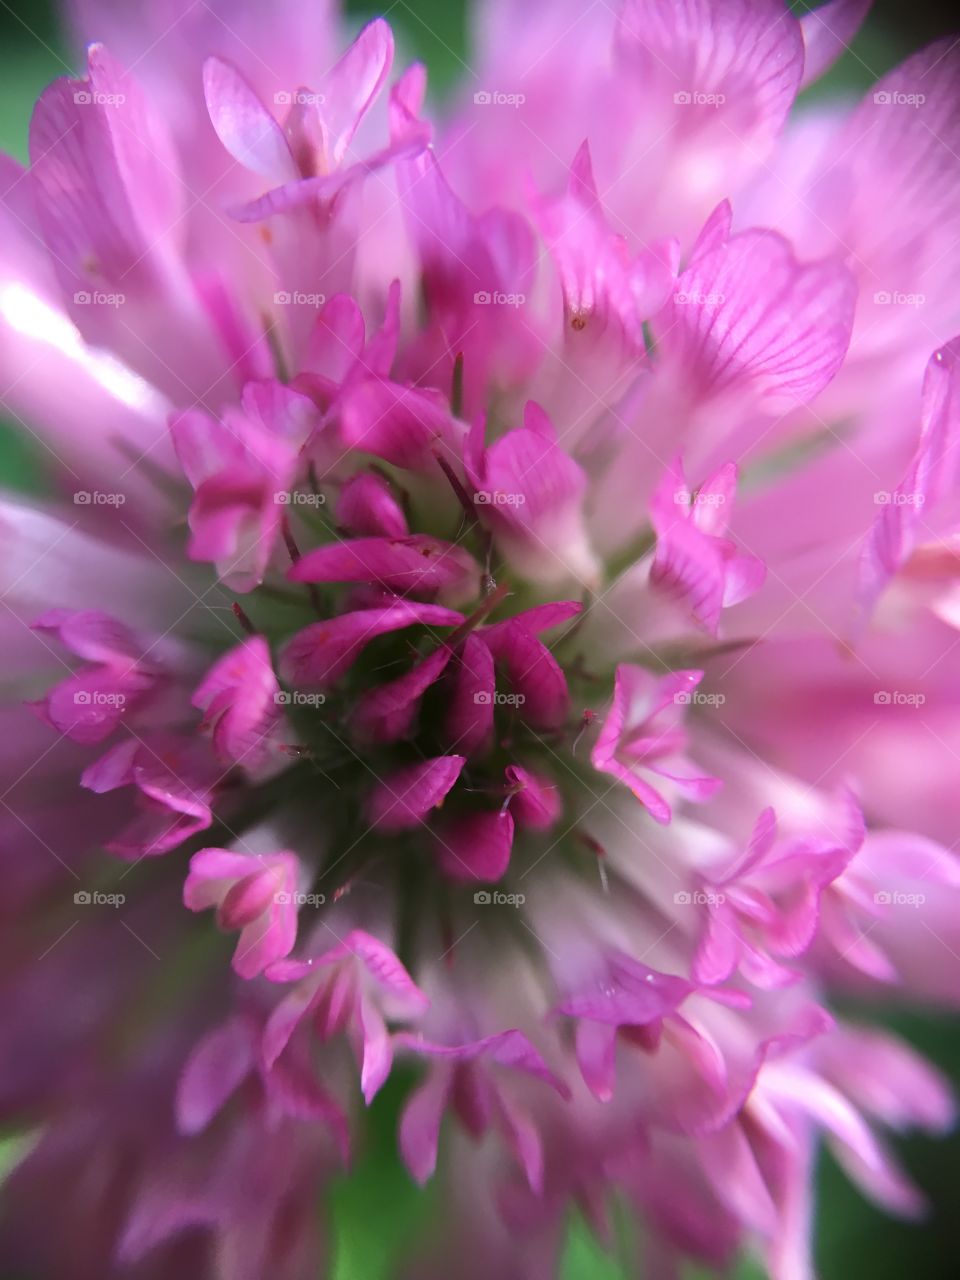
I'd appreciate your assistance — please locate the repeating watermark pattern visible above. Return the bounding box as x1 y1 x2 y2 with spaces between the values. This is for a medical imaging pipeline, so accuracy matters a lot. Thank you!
275 890 326 906
474 490 526 507
674 690 726 708
74 890 125 907
473 889 525 907
473 90 526 107
275 690 326 707
674 90 726 108
73 89 125 107
873 290 925 308
873 490 924 506
873 690 926 707
274 290 326 307
74 490 126 506
874 890 926 907
74 290 125 307
673 487 725 508
474 691 525 707
674 890 726 906
873 90 925 108
74 691 125 707
275 490 326 506
274 90 326 106
473 290 526 308
673 290 725 305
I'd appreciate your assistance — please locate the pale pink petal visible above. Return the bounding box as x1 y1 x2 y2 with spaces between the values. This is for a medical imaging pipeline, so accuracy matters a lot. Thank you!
203 56 297 182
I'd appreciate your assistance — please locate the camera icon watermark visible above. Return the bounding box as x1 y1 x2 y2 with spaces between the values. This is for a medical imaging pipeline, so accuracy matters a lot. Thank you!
473 889 525 907
274 490 326 506
74 690 126 707
274 89 326 106
873 490 924 506
473 690 525 707
274 890 326 907
73 89 126 107
673 290 725 306
74 290 125 307
673 90 726 108
473 290 526 308
873 90 925 108
73 490 126 507
674 889 726 906
473 90 525 107
673 487 726 508
473 490 526 507
874 889 925 907
275 690 326 707
873 290 925 308
74 889 125 907
274 290 326 307
674 690 725 708
873 690 926 707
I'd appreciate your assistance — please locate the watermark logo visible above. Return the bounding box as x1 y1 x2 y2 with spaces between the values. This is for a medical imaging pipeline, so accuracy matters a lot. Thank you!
275 490 326 507
673 487 725 508
473 90 526 108
73 89 126 107
274 890 326 906
74 889 125 907
274 290 326 307
873 90 925 108
874 890 925 907
473 889 526 907
74 691 125 707
74 290 125 307
674 290 725 305
674 690 726 708
474 690 526 707
275 690 326 707
473 290 526 308
674 889 726 906
74 490 126 507
674 90 726 108
274 90 326 107
473 490 526 507
873 290 925 308
873 491 924 506
873 690 926 707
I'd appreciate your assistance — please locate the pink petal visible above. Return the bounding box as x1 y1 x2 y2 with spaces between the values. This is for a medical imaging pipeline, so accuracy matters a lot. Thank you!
319 18 394 167
289 534 479 600
203 56 297 182
280 601 462 688
192 635 282 768
336 471 408 539
663 228 856 410
367 755 465 831
506 765 561 830
399 1062 453 1184
445 633 495 756
860 338 960 615
175 1018 255 1135
303 292 366 384
352 645 452 744
434 809 515 883
481 621 570 730
799 0 872 89
338 377 458 468
615 0 804 151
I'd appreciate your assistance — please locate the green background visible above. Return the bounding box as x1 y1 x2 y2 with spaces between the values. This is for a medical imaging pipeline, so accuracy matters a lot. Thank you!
0 1 958 1276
